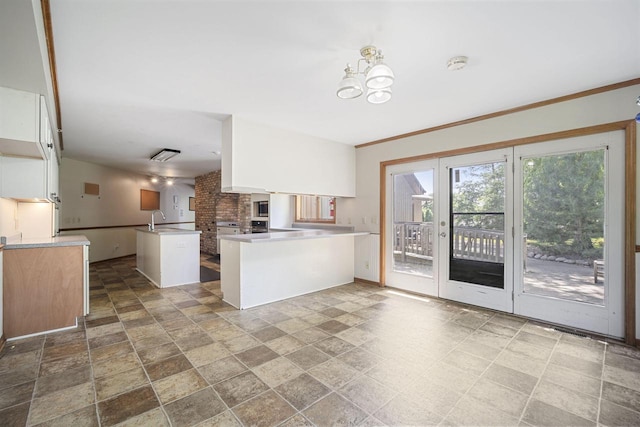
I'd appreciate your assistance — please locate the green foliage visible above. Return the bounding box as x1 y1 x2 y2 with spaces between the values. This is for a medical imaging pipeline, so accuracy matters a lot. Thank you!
451 163 505 231
421 200 433 222
523 150 605 258
449 150 605 259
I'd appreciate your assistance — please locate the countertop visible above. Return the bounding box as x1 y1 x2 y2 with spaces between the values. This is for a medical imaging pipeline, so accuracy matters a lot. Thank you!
136 227 202 235
2 235 90 249
220 229 369 243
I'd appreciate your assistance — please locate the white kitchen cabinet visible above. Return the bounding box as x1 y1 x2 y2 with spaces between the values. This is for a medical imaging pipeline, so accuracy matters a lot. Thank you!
48 149 59 200
39 96 53 160
0 87 52 160
1 156 47 199
0 145 58 201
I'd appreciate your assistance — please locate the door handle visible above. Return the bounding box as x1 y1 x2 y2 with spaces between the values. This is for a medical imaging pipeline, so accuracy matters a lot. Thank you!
439 232 447 238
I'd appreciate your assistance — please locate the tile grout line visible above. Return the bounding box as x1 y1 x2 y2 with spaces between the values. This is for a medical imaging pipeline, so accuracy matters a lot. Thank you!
438 313 527 425
515 329 561 426
24 333 47 427
596 341 607 425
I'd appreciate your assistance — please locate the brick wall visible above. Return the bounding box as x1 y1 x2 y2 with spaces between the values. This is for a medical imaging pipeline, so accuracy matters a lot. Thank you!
195 170 251 254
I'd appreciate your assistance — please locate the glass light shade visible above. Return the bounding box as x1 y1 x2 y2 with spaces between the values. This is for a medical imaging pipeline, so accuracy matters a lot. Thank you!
365 62 394 89
367 87 392 104
337 75 363 99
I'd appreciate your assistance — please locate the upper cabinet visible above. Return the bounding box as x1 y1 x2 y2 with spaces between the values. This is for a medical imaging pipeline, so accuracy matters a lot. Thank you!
222 116 356 197
0 87 53 160
0 148 58 202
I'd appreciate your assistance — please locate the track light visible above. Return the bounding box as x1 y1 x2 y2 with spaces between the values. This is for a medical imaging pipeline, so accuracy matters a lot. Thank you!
150 148 180 162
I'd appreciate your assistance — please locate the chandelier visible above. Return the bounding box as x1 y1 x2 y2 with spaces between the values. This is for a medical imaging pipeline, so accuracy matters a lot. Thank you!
337 45 394 104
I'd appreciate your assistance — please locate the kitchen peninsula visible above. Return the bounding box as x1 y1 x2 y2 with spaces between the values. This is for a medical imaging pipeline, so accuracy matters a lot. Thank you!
220 228 368 309
136 227 202 288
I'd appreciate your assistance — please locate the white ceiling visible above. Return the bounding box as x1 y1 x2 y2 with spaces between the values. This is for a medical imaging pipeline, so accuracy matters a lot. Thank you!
19 1 640 178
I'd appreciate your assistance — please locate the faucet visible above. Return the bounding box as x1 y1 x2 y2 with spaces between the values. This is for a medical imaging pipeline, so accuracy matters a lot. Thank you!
150 210 166 231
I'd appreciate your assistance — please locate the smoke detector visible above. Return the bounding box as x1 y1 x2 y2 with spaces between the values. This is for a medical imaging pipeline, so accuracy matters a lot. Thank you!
447 56 468 71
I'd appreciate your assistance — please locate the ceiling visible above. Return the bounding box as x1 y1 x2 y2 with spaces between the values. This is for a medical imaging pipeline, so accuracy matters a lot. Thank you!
4 1 640 179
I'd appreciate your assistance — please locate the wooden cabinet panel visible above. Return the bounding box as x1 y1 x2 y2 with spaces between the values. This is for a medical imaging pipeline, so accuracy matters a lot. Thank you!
3 246 83 339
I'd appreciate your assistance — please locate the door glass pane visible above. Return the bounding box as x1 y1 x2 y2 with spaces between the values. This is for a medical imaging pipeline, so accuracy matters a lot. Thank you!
522 149 605 305
450 162 505 288
392 170 434 277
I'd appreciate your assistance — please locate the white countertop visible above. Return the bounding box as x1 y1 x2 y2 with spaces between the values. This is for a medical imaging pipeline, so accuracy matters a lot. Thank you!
136 227 202 235
3 235 90 249
220 229 369 243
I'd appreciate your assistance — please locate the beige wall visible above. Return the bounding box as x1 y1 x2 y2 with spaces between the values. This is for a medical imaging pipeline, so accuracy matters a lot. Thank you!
59 158 196 262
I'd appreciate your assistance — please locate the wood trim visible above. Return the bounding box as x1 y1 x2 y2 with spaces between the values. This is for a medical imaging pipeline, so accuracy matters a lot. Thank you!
41 0 63 151
59 221 195 232
625 120 636 345
354 277 381 287
357 78 640 149
0 335 5 353
378 120 636 342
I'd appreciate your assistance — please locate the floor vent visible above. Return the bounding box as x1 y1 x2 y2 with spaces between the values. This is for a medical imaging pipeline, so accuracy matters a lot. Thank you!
553 326 588 338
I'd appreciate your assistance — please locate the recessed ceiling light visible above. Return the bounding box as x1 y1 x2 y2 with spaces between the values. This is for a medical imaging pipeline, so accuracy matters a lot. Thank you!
447 56 468 71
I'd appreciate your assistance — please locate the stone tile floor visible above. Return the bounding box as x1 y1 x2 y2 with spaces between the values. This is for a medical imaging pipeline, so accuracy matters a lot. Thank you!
1 255 640 426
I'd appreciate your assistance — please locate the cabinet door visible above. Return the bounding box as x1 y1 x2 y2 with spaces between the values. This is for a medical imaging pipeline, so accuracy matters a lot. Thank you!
0 87 39 143
39 96 52 160
0 156 47 199
4 246 83 339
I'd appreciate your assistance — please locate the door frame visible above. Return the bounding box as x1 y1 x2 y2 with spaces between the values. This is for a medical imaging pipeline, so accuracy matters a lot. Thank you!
378 120 636 343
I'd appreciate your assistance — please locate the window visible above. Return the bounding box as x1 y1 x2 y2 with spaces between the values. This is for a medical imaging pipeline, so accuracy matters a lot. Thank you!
295 195 336 223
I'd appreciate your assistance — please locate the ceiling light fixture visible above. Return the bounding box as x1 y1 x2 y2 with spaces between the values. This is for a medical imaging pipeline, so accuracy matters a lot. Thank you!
337 45 394 104
150 148 181 162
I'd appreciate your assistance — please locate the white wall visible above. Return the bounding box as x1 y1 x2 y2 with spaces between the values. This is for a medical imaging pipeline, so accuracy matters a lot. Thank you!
0 198 18 238
222 116 356 197
17 202 53 239
269 194 294 228
59 158 196 262
349 83 640 338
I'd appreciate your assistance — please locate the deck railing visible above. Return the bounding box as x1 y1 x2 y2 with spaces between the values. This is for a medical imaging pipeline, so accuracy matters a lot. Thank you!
393 222 505 263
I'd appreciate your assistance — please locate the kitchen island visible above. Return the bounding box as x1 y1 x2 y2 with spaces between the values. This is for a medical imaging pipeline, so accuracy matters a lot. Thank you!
2 235 90 339
136 227 202 288
220 229 368 309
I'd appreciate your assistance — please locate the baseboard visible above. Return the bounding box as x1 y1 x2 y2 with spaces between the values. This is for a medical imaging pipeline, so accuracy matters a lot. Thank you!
0 334 5 353
354 277 382 287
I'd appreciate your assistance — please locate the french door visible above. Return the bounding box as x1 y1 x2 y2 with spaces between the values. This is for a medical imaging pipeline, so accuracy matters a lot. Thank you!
438 149 514 313
385 160 439 296
513 132 624 337
385 132 625 337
